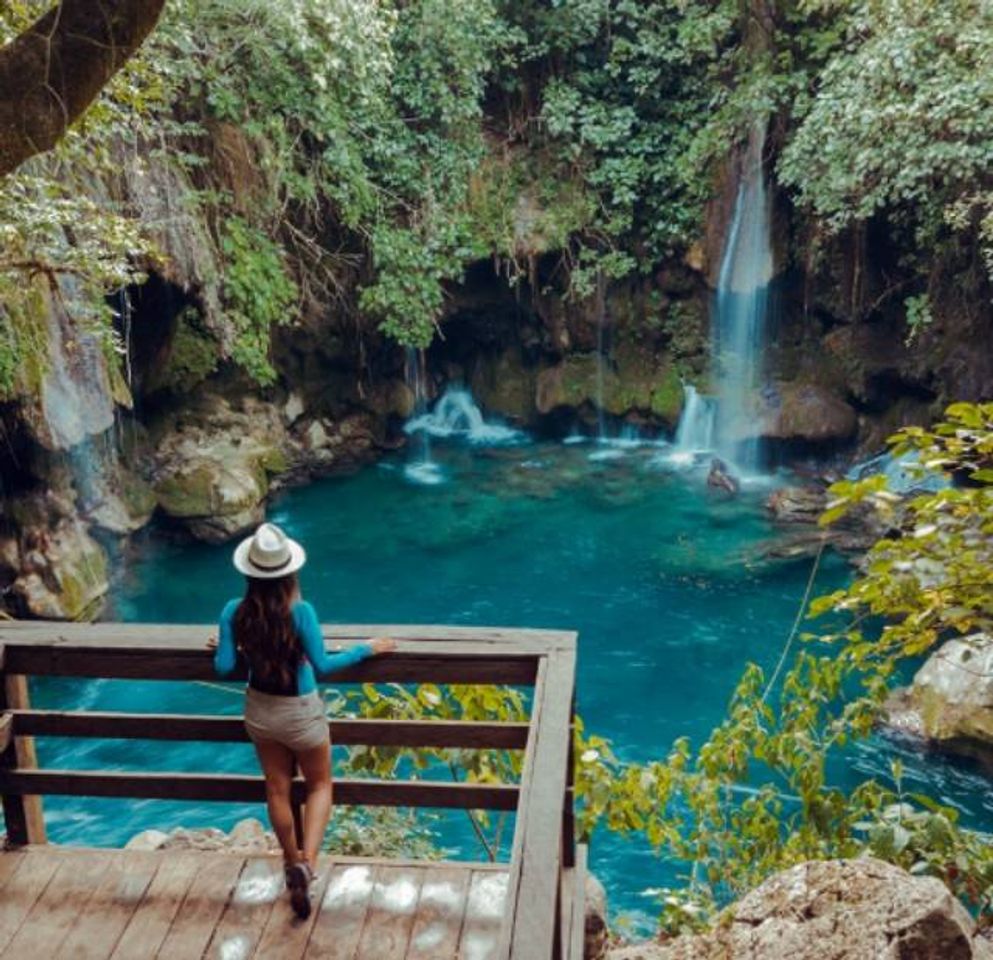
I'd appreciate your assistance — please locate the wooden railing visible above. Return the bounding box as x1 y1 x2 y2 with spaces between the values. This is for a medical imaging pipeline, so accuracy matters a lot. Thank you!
0 621 581 960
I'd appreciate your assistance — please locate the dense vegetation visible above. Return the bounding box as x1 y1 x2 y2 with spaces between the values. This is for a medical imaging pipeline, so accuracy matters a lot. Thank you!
3 0 989 397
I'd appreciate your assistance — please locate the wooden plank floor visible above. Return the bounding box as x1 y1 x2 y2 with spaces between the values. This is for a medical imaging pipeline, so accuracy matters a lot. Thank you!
0 847 509 960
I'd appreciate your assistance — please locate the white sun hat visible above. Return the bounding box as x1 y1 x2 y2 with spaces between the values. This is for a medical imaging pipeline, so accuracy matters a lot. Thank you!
233 523 306 579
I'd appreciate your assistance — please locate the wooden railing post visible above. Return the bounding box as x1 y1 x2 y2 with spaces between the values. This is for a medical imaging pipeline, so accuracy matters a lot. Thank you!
0 644 46 845
562 688 576 871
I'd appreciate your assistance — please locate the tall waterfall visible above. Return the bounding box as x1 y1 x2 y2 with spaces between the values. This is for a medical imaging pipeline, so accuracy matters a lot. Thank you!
712 125 774 471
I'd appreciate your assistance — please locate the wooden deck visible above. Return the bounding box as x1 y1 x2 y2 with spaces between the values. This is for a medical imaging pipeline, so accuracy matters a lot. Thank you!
0 846 509 960
0 622 583 960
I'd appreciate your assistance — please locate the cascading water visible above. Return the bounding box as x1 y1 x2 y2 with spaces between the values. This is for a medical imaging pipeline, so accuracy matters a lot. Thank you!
711 124 774 472
594 270 608 443
405 387 524 445
674 384 716 456
402 348 443 485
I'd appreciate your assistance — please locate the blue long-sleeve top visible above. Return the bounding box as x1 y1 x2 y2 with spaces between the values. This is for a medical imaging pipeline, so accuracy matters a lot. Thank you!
215 598 373 695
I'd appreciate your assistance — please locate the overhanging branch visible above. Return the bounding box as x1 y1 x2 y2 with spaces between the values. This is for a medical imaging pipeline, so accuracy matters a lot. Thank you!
0 0 166 177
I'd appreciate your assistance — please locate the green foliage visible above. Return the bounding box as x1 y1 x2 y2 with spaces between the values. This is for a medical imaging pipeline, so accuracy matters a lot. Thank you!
161 307 220 392
326 806 444 860
219 217 298 385
537 0 735 283
341 681 527 860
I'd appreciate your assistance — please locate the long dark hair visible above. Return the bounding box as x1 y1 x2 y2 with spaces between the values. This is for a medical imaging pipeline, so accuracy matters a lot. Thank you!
232 573 301 690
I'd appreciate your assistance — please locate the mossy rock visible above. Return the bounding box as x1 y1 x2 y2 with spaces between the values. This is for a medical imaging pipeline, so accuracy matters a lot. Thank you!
649 366 684 425
471 349 535 421
155 460 267 519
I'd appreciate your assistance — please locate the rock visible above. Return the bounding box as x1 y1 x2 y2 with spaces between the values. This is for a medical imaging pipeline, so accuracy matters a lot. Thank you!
884 634 993 755
125 829 170 851
229 817 268 850
760 382 857 444
126 822 279 854
585 871 610 960
151 397 291 543
766 485 827 525
534 345 683 429
607 859 992 960
283 392 305 424
762 485 882 559
304 419 330 450
9 513 109 620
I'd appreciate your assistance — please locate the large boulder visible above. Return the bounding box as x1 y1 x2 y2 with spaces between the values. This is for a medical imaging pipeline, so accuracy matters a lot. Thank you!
151 396 291 543
885 634 993 753
760 381 858 444
609 859 992 960
2 495 109 620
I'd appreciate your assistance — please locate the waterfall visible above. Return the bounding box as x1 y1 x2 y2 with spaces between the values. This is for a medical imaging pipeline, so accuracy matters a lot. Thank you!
594 270 608 442
405 386 525 446
402 348 443 485
674 385 716 454
712 124 773 472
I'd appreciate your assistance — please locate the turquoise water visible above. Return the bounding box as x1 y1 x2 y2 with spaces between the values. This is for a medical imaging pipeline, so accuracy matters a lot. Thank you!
28 439 993 930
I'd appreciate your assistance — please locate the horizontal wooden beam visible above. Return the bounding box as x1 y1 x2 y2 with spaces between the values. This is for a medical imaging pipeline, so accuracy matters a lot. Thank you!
8 710 530 749
0 768 520 810
0 621 576 651
1 647 538 685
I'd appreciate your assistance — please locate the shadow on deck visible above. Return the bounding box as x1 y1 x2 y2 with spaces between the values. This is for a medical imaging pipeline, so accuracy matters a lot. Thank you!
0 623 585 960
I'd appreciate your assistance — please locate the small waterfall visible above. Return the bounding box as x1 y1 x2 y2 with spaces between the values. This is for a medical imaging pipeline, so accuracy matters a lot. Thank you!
403 348 443 485
674 385 716 453
712 124 773 472
594 270 609 443
405 386 525 446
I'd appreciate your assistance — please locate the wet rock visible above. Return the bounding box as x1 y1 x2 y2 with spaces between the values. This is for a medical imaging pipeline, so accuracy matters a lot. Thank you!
7 508 109 620
884 634 993 756
608 859 992 960
534 346 683 428
760 382 857 444
762 485 882 560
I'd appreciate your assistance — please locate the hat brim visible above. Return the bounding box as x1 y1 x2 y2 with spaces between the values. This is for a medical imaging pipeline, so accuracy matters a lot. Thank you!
232 535 307 579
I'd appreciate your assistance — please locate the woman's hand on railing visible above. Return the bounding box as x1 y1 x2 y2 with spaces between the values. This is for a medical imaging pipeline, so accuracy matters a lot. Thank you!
206 634 218 650
368 637 397 655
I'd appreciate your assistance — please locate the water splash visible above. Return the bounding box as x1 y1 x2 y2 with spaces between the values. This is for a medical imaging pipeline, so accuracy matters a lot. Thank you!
712 124 773 472
674 385 716 457
405 387 525 446
403 348 443 484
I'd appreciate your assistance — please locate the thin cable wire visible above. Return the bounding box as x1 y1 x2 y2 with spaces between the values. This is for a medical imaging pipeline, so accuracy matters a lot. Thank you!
761 537 827 703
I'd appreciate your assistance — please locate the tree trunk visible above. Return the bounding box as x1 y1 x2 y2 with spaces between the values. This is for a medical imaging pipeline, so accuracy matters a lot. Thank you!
0 0 166 178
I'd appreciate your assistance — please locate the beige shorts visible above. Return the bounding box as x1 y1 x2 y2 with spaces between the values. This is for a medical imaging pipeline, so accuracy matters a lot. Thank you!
243 688 330 752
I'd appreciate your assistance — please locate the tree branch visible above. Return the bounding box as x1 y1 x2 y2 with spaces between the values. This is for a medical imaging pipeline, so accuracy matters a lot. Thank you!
0 0 166 177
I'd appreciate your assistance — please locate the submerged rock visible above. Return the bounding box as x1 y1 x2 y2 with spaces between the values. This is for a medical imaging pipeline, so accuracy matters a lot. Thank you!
609 859 991 960
761 485 881 559
884 634 993 757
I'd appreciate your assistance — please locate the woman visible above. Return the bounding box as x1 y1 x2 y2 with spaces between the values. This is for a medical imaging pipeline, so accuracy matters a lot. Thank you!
212 522 395 918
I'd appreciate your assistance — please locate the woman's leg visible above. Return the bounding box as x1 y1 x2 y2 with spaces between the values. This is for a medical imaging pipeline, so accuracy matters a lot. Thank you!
294 741 332 869
253 738 300 866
